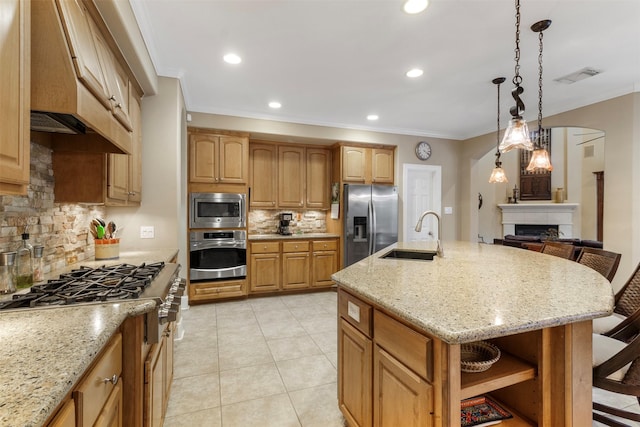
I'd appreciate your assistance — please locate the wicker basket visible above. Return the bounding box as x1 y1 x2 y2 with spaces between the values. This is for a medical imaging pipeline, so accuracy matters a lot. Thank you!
460 341 501 373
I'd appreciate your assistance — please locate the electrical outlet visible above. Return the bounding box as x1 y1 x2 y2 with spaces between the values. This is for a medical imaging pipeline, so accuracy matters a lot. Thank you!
140 226 155 239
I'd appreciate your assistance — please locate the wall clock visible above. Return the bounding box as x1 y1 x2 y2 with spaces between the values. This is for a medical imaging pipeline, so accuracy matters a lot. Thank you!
415 141 432 161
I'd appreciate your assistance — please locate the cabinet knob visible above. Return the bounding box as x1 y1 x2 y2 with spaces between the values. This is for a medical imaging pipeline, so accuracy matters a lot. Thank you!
116 103 123 109
263 246 268 250
103 374 119 385
109 95 116 101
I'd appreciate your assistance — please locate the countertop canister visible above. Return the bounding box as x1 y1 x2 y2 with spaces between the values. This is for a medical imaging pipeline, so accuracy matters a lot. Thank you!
0 251 17 294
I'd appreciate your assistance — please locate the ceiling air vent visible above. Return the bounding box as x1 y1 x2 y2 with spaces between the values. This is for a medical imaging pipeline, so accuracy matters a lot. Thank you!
554 67 602 84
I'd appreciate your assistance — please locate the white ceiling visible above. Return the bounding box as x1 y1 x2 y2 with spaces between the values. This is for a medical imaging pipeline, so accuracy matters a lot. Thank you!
129 0 640 141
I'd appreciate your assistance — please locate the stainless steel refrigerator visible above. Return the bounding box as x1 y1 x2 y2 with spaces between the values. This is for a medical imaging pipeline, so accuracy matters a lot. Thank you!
343 184 398 267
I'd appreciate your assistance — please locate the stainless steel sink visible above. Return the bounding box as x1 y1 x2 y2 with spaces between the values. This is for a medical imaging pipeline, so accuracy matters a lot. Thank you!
380 249 437 261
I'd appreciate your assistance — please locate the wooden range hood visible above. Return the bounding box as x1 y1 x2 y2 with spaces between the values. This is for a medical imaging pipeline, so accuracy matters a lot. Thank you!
30 0 136 155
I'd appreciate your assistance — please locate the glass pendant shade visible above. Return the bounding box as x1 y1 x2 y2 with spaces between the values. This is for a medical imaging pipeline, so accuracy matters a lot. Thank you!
526 147 553 171
488 166 508 183
499 117 533 153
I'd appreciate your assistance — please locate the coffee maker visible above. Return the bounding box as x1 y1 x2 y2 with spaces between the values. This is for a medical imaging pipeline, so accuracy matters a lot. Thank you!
278 213 293 235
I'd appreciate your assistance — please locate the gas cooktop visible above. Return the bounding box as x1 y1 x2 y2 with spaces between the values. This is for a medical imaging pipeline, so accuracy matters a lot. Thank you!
0 262 176 310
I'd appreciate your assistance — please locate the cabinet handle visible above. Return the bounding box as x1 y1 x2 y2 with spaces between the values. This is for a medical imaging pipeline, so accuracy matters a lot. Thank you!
116 103 123 109
109 95 116 101
103 374 118 385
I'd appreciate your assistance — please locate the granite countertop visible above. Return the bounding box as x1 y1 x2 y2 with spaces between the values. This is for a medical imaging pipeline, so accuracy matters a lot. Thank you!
0 300 156 427
248 233 340 241
331 241 614 344
0 248 178 426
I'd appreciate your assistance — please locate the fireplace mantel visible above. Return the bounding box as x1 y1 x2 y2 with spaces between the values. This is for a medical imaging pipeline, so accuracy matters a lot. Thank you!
498 203 579 238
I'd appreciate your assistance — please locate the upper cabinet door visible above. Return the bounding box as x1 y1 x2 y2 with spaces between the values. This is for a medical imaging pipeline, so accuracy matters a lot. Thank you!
371 148 394 184
342 146 367 182
0 0 30 193
218 135 248 183
93 28 132 131
189 133 218 183
306 148 331 209
55 0 110 108
249 143 277 208
278 146 305 208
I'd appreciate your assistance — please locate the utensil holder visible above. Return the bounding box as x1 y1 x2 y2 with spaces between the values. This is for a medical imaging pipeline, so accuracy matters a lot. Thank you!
95 238 120 260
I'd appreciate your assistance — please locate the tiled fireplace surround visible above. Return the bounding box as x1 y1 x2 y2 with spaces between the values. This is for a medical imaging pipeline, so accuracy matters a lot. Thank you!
498 203 579 238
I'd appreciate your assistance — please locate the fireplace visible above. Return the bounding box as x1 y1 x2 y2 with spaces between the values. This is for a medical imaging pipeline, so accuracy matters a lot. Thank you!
498 203 578 238
515 224 559 237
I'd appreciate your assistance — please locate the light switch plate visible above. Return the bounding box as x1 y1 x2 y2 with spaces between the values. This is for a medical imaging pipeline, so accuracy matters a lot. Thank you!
444 206 453 214
140 226 155 239
347 301 361 322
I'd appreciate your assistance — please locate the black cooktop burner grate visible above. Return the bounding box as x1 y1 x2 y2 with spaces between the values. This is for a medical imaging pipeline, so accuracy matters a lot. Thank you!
0 262 165 310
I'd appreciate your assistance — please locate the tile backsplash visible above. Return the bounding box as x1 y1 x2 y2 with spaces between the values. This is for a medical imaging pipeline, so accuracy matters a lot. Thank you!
0 142 105 276
249 210 327 235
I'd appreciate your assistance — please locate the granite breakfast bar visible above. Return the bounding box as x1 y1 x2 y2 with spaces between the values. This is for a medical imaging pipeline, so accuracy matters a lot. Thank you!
332 241 614 427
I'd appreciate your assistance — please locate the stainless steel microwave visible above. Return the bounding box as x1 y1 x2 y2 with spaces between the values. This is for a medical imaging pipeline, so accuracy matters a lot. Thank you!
189 193 246 229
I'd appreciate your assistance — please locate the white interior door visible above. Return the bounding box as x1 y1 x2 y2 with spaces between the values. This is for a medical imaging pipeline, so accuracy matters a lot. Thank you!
403 164 442 241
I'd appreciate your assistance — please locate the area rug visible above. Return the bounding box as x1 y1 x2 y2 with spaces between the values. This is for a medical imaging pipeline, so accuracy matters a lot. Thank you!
461 395 513 427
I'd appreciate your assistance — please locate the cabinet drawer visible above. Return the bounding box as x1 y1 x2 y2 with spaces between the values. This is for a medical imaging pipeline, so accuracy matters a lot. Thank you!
250 241 280 254
283 240 310 253
312 240 338 251
75 333 123 427
338 289 372 338
374 310 433 382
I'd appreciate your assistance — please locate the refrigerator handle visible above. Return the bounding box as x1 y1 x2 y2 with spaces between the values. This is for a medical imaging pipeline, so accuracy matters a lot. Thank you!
371 198 377 254
368 200 374 255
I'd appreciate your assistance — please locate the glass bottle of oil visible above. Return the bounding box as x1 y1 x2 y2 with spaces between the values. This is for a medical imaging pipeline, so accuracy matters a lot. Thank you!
16 233 34 289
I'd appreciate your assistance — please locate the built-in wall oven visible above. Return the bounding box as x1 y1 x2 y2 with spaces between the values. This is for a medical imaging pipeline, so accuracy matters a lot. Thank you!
189 230 246 282
190 193 246 229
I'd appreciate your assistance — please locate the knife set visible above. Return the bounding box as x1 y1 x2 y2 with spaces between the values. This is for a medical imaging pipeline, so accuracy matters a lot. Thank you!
90 218 120 260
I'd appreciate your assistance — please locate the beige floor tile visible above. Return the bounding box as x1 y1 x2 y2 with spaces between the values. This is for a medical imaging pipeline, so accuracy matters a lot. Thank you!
173 345 218 379
164 407 222 427
249 296 289 312
267 335 323 361
255 309 297 324
289 382 346 427
288 304 330 320
218 338 274 371
260 318 308 340
175 334 217 353
325 350 338 369
219 362 286 405
298 312 337 334
277 354 336 392
165 373 220 418
221 393 301 427
309 330 338 354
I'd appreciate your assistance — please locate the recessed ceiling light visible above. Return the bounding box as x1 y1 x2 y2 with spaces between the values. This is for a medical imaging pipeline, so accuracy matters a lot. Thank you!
223 53 242 64
367 114 379 121
406 68 424 78
403 0 429 14
268 101 282 109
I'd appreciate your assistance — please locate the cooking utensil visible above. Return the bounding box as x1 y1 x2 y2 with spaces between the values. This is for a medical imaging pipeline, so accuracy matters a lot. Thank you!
107 221 116 239
89 223 97 239
96 224 105 239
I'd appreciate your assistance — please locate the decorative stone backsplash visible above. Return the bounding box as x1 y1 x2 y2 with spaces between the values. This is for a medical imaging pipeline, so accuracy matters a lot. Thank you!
0 142 105 276
249 210 327 235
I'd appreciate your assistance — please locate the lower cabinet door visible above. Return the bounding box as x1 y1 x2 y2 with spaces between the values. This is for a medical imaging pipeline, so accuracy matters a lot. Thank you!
282 252 310 289
47 398 75 427
338 319 373 427
373 346 433 427
94 381 123 427
144 338 165 427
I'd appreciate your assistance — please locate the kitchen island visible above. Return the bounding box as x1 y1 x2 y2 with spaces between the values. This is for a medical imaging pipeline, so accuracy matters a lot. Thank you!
0 248 178 427
332 241 614 426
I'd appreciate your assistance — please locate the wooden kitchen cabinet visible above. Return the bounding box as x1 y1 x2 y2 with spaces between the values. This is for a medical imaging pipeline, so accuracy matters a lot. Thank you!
189 279 248 302
339 319 373 427
278 146 306 208
249 238 337 294
74 332 123 427
282 241 310 290
311 240 338 287
144 322 175 427
339 144 395 184
249 241 281 292
306 148 331 209
47 399 76 427
373 347 432 427
0 0 30 195
248 142 331 210
188 130 249 187
249 143 277 208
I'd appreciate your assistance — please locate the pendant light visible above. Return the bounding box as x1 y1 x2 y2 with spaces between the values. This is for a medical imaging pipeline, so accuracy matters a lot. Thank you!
489 77 508 183
526 20 553 172
499 0 533 153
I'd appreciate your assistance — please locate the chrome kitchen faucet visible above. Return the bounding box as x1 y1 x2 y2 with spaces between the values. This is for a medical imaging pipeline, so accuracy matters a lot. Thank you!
415 211 443 257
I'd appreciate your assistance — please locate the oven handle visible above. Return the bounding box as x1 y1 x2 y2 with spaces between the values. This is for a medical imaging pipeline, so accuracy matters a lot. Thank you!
190 266 246 274
190 241 246 250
